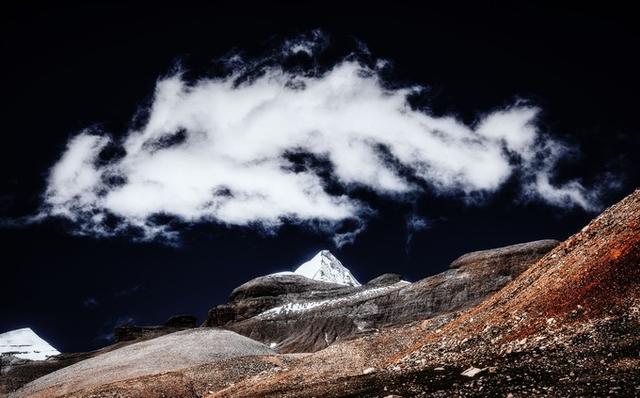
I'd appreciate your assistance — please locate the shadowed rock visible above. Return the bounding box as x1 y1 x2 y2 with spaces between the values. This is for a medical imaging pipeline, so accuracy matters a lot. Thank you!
365 273 403 286
449 239 560 270
114 314 197 343
206 240 558 352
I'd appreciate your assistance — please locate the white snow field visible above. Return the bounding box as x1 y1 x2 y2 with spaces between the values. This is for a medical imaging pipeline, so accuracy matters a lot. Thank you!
0 328 60 361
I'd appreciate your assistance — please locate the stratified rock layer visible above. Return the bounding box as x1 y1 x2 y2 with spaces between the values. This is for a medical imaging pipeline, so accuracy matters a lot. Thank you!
210 190 640 398
13 187 640 398
206 240 558 352
205 274 352 327
449 239 559 270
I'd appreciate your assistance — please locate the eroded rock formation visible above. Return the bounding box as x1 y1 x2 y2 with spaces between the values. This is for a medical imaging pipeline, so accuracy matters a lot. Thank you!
206 241 558 352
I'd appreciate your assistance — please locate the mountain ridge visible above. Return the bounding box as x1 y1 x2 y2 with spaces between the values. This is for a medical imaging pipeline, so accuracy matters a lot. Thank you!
6 190 640 397
209 189 640 397
206 239 557 352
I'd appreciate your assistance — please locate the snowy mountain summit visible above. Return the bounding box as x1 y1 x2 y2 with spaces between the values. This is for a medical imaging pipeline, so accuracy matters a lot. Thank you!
293 250 361 286
0 327 60 360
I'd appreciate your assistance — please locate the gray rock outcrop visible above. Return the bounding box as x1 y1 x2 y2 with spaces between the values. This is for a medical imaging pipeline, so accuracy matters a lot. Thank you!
205 240 559 352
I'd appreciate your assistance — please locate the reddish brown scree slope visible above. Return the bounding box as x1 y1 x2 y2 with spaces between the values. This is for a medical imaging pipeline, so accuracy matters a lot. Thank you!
411 187 640 347
209 189 640 397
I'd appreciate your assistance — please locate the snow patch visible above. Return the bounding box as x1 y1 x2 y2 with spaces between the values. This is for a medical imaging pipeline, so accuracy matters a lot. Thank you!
0 328 60 361
256 281 407 319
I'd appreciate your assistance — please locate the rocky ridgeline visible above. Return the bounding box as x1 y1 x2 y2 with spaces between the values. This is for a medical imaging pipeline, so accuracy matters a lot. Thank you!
3 239 559 397
114 314 197 343
448 239 560 270
205 240 558 352
210 190 640 398
13 186 640 398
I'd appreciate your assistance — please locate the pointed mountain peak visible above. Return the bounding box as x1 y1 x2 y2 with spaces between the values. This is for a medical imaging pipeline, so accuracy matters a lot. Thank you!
0 327 60 361
293 250 361 286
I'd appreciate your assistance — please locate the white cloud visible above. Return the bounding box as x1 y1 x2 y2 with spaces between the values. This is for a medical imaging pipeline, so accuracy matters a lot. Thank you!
41 33 600 244
282 29 329 56
407 215 430 232
404 214 432 253
46 133 110 218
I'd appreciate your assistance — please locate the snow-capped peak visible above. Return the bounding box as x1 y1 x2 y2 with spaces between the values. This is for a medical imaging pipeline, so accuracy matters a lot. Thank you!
0 327 60 361
293 250 361 286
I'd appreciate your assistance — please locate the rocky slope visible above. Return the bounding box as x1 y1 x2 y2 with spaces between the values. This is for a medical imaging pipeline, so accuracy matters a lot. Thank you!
207 241 557 352
11 186 638 398
11 329 276 398
7 238 558 397
0 315 196 395
208 189 640 397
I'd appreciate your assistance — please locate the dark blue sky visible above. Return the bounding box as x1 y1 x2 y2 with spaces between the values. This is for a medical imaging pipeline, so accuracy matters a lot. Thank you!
1 2 638 352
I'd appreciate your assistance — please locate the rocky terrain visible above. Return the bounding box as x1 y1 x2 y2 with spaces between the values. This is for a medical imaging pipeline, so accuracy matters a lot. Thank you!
113 314 197 343
10 329 277 398
206 239 557 352
207 189 640 397
0 315 196 395
5 189 638 397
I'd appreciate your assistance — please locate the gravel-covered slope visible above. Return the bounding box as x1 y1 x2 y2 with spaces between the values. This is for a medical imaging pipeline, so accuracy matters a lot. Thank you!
210 189 640 398
12 328 275 398
1 315 197 395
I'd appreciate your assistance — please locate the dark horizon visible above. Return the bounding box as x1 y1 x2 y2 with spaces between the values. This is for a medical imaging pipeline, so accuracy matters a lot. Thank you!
1 2 638 353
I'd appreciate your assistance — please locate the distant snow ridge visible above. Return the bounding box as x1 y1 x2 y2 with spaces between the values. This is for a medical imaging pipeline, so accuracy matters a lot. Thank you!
294 250 361 286
0 328 60 360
